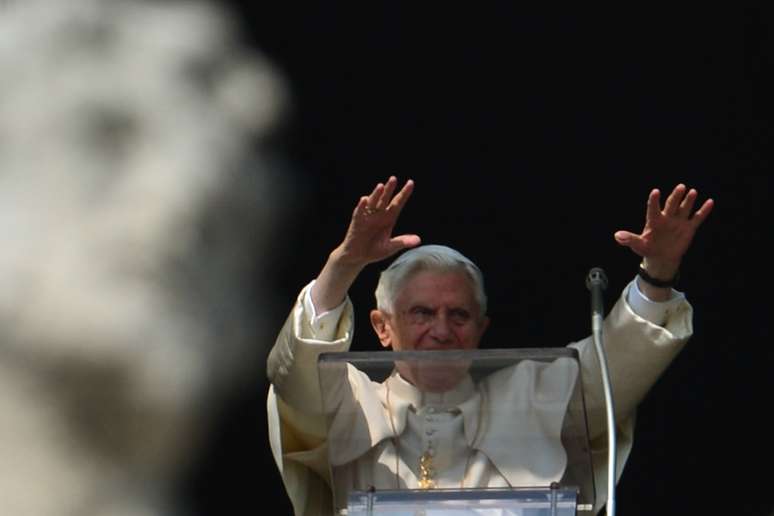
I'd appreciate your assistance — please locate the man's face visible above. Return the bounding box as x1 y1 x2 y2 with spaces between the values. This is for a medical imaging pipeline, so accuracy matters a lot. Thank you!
370 269 489 352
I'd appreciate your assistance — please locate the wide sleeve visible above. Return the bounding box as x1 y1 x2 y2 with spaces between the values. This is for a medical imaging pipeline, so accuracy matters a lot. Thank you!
266 281 355 516
268 282 354 415
570 279 693 433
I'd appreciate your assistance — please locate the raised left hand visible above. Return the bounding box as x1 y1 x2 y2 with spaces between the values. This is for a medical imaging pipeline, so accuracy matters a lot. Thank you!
614 184 714 279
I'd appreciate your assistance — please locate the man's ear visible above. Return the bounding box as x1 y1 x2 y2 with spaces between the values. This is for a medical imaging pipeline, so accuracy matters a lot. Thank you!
370 309 392 349
480 316 490 336
473 315 490 347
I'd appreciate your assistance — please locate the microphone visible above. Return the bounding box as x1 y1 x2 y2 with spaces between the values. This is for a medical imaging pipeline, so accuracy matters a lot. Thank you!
586 267 608 323
585 267 616 516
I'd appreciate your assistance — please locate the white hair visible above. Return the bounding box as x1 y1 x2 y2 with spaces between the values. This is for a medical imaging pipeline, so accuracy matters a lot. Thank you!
375 244 487 317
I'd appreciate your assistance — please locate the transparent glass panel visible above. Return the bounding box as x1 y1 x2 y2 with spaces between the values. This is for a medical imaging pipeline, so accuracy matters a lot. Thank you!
317 349 595 515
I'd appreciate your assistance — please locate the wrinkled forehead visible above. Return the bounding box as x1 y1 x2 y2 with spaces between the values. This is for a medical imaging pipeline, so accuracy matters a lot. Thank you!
394 266 480 309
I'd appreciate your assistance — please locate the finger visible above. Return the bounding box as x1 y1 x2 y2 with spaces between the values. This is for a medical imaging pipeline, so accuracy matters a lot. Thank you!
614 230 637 245
366 182 384 211
376 176 398 210
614 230 643 249
645 189 661 222
387 179 415 215
353 196 370 218
388 234 422 253
690 198 715 228
614 230 646 256
677 188 698 218
663 184 687 216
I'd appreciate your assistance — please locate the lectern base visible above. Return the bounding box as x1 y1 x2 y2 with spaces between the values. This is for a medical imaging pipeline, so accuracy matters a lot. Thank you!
345 486 590 515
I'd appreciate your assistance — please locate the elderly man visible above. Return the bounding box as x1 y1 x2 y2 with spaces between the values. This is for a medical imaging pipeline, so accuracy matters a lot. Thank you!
267 177 713 515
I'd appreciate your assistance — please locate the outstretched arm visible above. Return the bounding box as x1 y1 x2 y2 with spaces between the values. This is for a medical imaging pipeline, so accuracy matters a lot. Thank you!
311 176 421 312
614 184 714 301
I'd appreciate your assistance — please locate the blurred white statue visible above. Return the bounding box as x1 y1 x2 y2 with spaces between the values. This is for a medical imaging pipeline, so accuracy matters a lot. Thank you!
0 0 288 514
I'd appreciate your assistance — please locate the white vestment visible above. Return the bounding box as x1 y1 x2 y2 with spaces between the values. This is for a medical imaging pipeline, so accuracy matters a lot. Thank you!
267 281 693 515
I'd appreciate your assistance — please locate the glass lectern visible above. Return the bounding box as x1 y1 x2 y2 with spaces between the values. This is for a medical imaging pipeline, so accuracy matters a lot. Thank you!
317 349 596 515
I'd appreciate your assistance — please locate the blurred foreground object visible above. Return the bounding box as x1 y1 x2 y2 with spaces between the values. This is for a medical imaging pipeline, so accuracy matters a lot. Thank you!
0 0 288 514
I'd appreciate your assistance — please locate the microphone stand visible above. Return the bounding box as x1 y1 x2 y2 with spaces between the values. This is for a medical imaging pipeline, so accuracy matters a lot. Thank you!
586 268 616 516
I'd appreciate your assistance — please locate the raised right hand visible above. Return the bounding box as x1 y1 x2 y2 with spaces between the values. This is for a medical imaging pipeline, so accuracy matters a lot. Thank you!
312 177 420 312
334 176 421 267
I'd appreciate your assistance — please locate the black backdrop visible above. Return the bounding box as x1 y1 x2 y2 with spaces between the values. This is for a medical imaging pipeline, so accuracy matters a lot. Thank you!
181 5 773 515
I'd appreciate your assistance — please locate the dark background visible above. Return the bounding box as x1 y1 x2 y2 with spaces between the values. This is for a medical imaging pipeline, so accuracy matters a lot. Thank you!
182 5 772 515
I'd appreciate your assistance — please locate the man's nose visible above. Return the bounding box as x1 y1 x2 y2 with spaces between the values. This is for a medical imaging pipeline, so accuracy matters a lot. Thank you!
429 314 453 343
